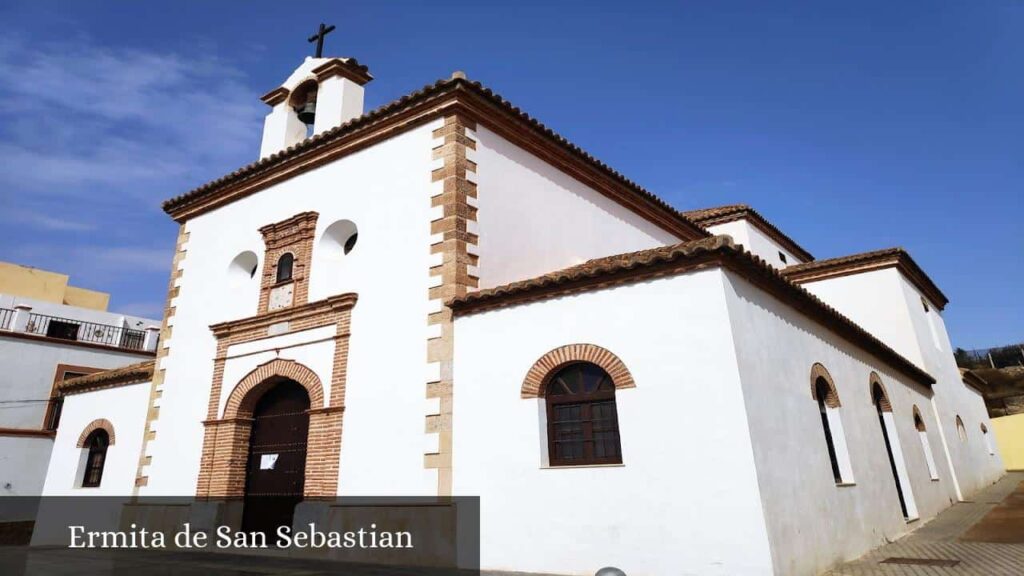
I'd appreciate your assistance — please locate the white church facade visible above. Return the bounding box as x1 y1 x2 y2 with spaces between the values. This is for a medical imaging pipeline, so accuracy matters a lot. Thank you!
35 51 1004 575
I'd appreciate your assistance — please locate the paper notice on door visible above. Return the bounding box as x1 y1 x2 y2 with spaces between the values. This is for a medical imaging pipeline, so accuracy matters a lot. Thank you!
259 454 279 470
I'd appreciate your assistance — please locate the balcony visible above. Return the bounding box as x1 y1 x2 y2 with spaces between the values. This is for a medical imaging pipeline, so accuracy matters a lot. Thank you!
955 344 1024 370
0 306 158 353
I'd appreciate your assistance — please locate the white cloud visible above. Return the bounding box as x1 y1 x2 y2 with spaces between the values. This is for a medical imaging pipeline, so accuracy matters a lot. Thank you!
0 32 263 201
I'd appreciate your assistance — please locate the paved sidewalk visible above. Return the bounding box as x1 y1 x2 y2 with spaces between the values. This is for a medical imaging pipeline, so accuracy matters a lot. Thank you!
827 472 1024 576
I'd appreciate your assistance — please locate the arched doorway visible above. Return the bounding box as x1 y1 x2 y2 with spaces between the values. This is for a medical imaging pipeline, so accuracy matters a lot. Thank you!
241 379 310 537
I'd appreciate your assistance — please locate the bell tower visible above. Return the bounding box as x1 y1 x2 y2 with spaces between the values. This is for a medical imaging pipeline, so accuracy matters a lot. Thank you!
258 23 373 159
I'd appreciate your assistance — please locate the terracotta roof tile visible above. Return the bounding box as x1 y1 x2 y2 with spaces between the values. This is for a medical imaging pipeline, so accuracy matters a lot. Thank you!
162 76 707 239
782 247 948 309
59 360 155 395
682 204 814 262
450 236 934 386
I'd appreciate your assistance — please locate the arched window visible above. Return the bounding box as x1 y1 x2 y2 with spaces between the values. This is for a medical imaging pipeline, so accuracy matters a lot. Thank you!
815 378 843 483
810 363 853 485
82 429 109 488
545 363 622 466
276 253 294 283
956 415 967 443
913 407 939 480
981 423 995 455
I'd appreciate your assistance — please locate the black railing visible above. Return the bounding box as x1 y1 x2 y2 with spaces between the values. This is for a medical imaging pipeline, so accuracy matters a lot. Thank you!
24 312 146 351
955 344 1024 370
0 308 11 330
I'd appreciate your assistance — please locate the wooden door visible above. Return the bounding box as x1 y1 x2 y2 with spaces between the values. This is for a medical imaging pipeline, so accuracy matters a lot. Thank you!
241 380 310 537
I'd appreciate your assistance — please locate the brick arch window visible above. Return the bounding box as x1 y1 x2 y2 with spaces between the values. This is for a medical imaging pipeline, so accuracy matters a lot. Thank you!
543 362 622 466
912 405 940 480
810 363 852 484
81 429 110 488
956 415 967 443
981 422 995 455
276 252 295 283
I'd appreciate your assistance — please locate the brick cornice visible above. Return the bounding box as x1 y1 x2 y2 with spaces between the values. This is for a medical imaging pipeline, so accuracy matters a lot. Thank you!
312 58 373 85
683 204 814 262
161 78 706 242
450 236 935 387
210 293 357 340
59 361 155 395
260 87 289 106
782 248 948 310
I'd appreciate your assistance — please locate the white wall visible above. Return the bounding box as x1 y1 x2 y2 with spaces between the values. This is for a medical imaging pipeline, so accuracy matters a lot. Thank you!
0 335 150 428
0 335 152 499
0 436 52 503
722 271 959 576
141 121 442 497
704 219 806 269
472 126 681 289
453 270 774 576
40 381 150 496
800 269 1003 500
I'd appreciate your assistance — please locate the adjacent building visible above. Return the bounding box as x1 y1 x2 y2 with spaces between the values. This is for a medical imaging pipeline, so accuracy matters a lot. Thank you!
0 262 159 509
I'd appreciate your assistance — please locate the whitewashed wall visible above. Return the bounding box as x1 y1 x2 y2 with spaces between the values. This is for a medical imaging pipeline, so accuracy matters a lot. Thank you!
453 270 774 576
472 126 681 289
0 335 152 500
800 269 1003 500
704 219 806 268
40 381 150 496
0 436 51 502
142 122 442 497
0 336 150 428
722 271 960 576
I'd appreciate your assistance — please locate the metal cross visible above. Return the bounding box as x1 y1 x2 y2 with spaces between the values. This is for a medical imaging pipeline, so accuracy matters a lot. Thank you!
308 23 336 58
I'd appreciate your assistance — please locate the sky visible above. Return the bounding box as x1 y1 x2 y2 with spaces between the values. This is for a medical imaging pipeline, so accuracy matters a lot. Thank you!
0 0 1019 348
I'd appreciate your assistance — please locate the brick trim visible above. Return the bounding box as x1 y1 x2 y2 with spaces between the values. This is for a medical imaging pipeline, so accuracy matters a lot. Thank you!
77 419 115 447
521 344 636 399
162 77 706 243
810 363 841 408
423 114 479 496
196 295 356 500
134 224 189 491
258 212 318 314
913 405 926 431
869 371 892 412
224 359 325 418
783 248 947 311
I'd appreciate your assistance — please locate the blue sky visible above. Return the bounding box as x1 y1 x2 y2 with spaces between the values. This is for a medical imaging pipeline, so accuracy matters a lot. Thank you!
0 1 1019 348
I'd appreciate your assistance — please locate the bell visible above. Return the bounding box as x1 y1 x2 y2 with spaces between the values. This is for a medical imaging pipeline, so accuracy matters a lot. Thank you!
295 91 317 125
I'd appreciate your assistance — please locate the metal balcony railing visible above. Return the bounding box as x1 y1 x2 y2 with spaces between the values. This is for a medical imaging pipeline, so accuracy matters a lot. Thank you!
0 308 11 330
23 312 147 351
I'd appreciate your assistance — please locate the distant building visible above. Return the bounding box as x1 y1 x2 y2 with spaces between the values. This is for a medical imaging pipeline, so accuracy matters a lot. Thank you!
0 261 159 510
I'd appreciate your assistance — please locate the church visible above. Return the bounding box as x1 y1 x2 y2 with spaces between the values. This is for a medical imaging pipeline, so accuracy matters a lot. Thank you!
35 34 1004 575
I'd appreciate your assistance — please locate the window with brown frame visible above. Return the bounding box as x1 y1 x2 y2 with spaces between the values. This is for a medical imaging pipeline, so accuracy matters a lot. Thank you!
45 365 103 431
545 362 622 466
82 429 109 487
276 253 294 283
